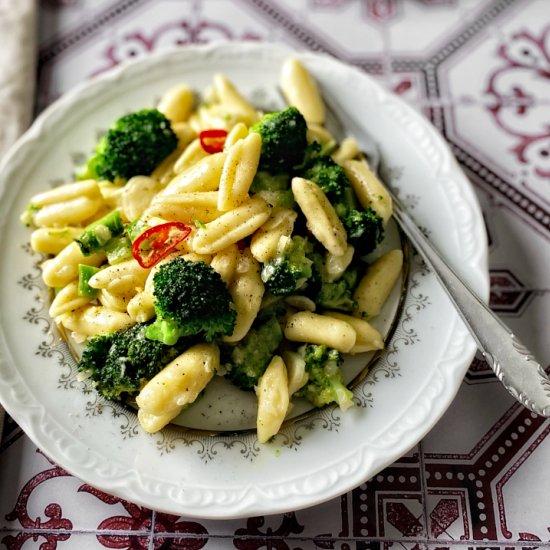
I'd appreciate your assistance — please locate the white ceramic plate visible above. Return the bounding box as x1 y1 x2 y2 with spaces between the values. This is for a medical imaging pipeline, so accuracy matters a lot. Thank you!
0 42 488 519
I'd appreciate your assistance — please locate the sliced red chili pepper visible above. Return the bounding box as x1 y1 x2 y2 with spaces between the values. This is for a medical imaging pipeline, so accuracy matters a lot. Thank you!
132 222 191 268
199 129 228 154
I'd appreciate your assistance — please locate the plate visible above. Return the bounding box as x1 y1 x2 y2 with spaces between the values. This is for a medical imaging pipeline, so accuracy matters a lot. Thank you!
0 42 489 518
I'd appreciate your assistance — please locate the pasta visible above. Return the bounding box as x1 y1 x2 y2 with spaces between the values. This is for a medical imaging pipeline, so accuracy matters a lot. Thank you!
250 207 297 263
159 151 227 196
157 83 194 123
353 249 404 319
212 73 260 126
146 191 223 223
291 177 347 257
49 281 92 318
136 343 219 432
256 355 290 444
306 123 335 150
33 195 103 228
172 137 209 173
27 179 100 208
217 132 261 211
280 57 325 125
284 311 357 353
121 176 161 221
98 288 131 313
281 350 308 396
41 241 105 288
127 289 155 323
192 196 271 254
343 159 393 225
126 252 178 323
332 137 361 165
323 312 384 354
98 180 125 209
87 258 149 292
224 122 249 150
59 305 134 337
23 58 403 444
209 243 240 285
223 248 265 343
323 244 355 283
31 227 84 255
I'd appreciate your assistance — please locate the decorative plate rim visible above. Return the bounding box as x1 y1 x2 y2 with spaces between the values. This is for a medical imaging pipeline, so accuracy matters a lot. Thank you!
0 41 489 519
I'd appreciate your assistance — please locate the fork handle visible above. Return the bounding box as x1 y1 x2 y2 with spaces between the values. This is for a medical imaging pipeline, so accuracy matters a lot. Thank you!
390 192 550 417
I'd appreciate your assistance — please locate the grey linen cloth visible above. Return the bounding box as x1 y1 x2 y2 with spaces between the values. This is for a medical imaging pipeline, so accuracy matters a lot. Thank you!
0 0 37 439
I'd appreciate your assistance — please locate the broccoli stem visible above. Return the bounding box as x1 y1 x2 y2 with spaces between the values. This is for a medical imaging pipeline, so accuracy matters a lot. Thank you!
329 378 355 411
104 235 133 264
297 344 355 410
145 317 186 346
75 210 124 255
77 264 100 297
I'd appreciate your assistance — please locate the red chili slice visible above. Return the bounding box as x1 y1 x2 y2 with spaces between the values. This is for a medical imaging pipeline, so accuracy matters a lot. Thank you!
132 222 191 268
199 129 228 154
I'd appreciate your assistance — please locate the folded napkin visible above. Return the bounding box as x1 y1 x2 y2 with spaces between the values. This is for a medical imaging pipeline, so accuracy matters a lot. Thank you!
0 0 37 440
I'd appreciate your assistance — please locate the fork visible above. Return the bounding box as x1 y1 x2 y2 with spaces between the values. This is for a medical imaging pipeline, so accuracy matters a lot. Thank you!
320 88 550 417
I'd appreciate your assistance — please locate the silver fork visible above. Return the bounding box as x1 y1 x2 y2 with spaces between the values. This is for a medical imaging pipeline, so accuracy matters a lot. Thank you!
321 89 550 417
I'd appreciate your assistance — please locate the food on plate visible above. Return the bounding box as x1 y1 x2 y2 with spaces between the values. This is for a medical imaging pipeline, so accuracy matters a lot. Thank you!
144 255 237 345
76 108 179 184
21 56 402 443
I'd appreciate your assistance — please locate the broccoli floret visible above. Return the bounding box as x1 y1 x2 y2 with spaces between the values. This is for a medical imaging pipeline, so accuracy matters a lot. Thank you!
297 344 354 410
250 171 295 208
301 154 384 255
300 240 360 312
256 293 288 324
77 108 178 183
315 265 360 312
146 257 237 345
222 315 283 390
301 154 349 199
250 107 308 173
78 323 191 401
261 235 314 296
338 204 384 256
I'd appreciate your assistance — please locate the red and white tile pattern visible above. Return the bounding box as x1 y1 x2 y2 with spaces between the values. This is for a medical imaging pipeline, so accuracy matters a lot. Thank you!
2 0 550 548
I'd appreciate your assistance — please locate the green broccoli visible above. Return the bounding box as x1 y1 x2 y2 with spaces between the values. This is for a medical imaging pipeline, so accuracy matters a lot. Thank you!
74 210 124 255
78 322 192 401
77 108 178 184
250 107 308 173
301 154 349 199
315 265 360 312
77 264 100 298
222 315 283 390
250 171 295 208
339 204 384 255
102 218 151 265
261 235 314 296
297 344 354 410
146 257 237 346
103 234 133 265
301 154 384 255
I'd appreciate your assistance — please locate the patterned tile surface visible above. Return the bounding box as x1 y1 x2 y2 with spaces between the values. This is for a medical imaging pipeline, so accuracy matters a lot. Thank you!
1 0 550 548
